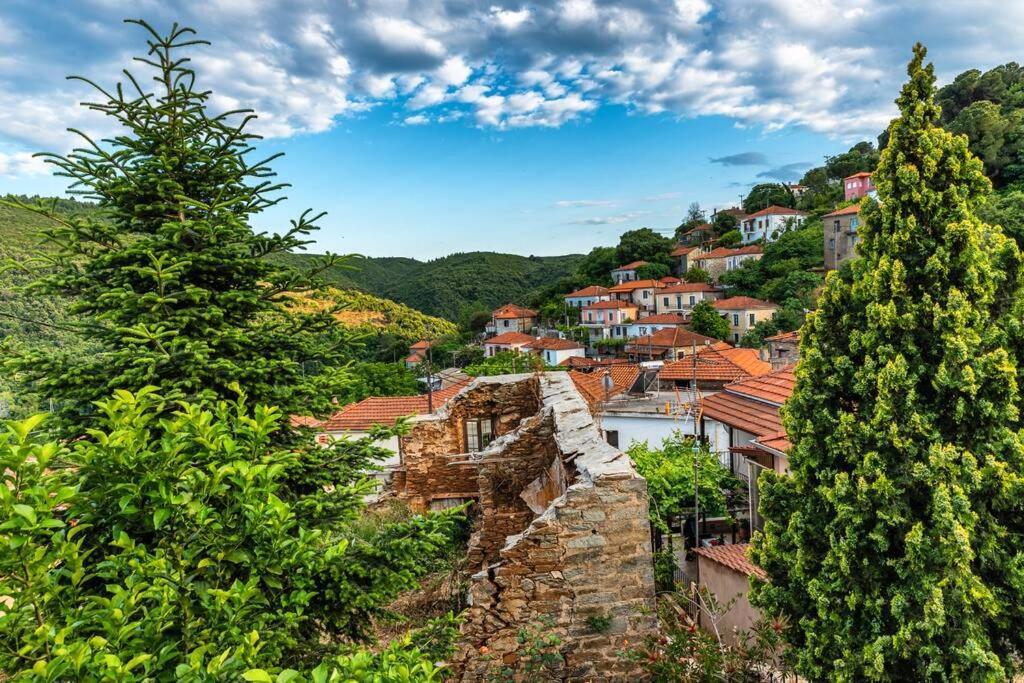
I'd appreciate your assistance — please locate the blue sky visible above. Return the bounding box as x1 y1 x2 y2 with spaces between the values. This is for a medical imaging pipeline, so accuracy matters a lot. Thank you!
1 1 1021 258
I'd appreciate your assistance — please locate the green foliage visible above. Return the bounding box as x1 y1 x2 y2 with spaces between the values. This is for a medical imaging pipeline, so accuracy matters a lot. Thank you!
741 184 794 213
682 267 710 284
796 141 880 213
635 262 671 280
978 187 1024 249
752 45 1024 679
0 390 461 679
715 229 742 247
616 228 675 270
2 22 356 434
338 362 420 404
689 301 730 340
465 350 563 376
627 433 737 534
651 548 678 593
710 211 738 236
718 221 823 306
674 202 707 240
937 62 1024 188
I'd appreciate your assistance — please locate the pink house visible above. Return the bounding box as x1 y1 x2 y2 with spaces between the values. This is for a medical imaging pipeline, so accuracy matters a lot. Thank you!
844 172 875 201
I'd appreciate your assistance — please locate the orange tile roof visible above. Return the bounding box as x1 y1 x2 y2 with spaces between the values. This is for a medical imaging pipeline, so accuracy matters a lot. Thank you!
765 330 799 343
608 278 666 293
560 356 630 369
823 203 862 217
409 340 434 350
659 346 770 382
743 205 808 219
671 245 700 257
486 331 537 346
680 223 712 236
696 245 764 261
624 327 720 352
564 285 610 298
660 276 683 284
694 543 766 579
569 365 641 405
701 391 782 437
660 282 722 294
583 300 638 310
290 415 323 428
755 430 792 455
632 313 688 325
612 260 649 271
318 381 471 432
525 337 585 351
845 171 872 179
713 296 776 311
725 367 796 405
405 352 425 364
493 304 538 319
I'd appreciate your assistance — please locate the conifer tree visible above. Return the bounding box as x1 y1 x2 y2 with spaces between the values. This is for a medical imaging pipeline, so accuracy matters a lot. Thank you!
752 45 1024 680
2 20 352 434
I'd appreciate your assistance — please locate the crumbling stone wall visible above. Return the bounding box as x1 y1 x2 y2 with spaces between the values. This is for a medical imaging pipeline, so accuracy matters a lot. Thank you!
397 374 658 681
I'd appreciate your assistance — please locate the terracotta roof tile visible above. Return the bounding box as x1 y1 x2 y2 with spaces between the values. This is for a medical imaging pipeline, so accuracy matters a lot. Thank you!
583 300 638 310
725 367 796 405
660 282 722 294
493 304 538 319
845 171 872 179
486 331 537 346
317 381 471 432
570 365 641 405
612 260 649 271
624 328 720 352
660 346 770 382
713 296 776 311
632 313 688 325
525 337 585 351
697 245 764 261
743 205 808 219
754 430 792 455
764 330 799 343
694 543 766 579
564 285 610 298
608 278 666 293
701 392 782 437
671 245 700 257
823 203 862 218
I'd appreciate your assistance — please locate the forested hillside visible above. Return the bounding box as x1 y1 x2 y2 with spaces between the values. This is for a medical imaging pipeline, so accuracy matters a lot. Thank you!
280 250 583 322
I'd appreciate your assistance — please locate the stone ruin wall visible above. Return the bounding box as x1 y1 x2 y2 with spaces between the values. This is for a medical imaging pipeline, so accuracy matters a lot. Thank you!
394 373 658 681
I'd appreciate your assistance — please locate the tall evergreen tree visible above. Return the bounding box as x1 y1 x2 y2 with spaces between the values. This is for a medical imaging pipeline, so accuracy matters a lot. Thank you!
2 20 352 434
752 45 1024 680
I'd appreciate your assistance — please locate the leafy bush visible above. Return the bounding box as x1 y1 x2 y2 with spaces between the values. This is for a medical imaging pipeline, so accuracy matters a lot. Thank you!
689 301 730 340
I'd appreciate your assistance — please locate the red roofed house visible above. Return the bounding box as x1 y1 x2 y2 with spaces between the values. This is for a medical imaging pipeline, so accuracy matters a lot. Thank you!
693 543 766 645
524 336 586 366
655 282 725 315
823 203 863 270
608 278 666 315
670 244 703 274
486 304 538 336
405 339 435 369
563 285 610 309
623 313 689 339
623 327 723 362
484 331 537 357
610 260 648 284
694 245 763 281
678 222 713 247
658 344 771 390
700 366 796 480
762 330 800 370
581 300 638 341
739 206 807 243
713 296 779 344
844 171 876 201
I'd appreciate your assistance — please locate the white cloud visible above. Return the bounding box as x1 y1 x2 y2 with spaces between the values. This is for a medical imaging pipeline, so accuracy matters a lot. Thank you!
490 6 531 31
403 114 429 125
569 210 648 225
0 151 48 177
556 199 615 207
435 56 472 86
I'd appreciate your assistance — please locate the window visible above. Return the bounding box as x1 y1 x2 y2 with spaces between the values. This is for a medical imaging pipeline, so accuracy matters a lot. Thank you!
642 290 649 299
732 313 740 326
605 430 619 448
689 295 696 305
829 238 835 249
588 312 593 322
676 296 683 309
465 417 495 452
663 296 669 307
503 320 509 327
850 217 859 231
734 333 740 343
749 313 756 326
833 220 840 232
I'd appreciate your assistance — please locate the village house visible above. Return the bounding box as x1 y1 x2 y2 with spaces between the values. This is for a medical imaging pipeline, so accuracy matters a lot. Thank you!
623 327 722 362
404 339 434 369
670 244 702 274
485 304 538 336
483 331 536 356
562 284 610 309
659 275 683 286
622 312 689 338
785 183 808 198
739 205 807 243
844 171 876 201
524 336 586 366
655 282 725 315
678 222 713 246
694 245 763 282
610 260 648 284
608 278 666 315
713 296 779 344
823 203 862 270
658 345 771 391
693 544 766 645
762 330 799 370
580 299 638 340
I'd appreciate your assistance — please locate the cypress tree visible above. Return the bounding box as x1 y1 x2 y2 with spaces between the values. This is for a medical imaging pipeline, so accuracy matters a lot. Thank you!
2 20 352 433
751 45 1024 679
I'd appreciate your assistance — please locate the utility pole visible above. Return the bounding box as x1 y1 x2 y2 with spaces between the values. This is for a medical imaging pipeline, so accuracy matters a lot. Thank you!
426 343 434 414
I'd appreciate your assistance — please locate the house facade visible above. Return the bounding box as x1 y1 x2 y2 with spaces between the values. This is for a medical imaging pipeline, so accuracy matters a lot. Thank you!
484 331 536 356
740 206 807 243
524 337 586 366
823 204 862 270
610 260 647 284
655 282 724 315
486 304 538 336
563 285 610 309
762 330 799 370
622 313 688 339
844 171 876 201
670 245 701 274
694 245 763 282
623 328 721 362
608 278 666 316
713 296 778 344
581 300 638 340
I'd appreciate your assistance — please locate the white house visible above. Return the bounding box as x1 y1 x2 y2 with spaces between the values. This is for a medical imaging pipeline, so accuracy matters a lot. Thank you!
608 278 666 316
655 283 725 315
525 337 586 366
739 206 807 243
623 313 688 339
483 331 536 356
610 260 648 284
563 285 611 309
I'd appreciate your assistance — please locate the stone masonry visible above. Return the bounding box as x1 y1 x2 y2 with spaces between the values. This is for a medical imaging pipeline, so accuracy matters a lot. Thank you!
392 373 658 681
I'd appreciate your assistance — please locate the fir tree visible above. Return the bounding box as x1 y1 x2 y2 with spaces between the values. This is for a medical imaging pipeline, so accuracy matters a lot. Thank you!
1 20 353 434
751 45 1024 679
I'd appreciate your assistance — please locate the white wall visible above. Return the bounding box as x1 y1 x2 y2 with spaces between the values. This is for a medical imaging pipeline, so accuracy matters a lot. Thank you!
600 413 698 450
544 347 585 365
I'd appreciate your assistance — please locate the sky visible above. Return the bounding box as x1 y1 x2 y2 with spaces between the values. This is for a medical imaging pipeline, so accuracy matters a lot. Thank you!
0 1 1022 259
